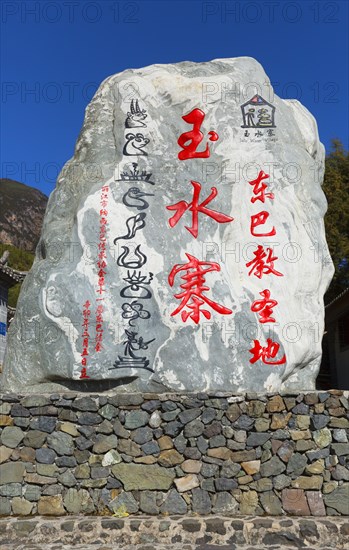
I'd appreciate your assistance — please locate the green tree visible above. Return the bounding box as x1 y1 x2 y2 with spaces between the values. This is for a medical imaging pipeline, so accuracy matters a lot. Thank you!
0 244 34 308
322 139 349 303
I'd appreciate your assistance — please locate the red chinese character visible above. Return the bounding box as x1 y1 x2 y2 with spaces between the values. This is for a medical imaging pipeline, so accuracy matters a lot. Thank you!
249 338 286 365
177 108 219 160
97 280 105 294
80 367 90 379
251 289 278 323
167 181 233 238
249 170 274 203
95 331 103 352
168 253 232 324
246 245 283 279
250 211 276 237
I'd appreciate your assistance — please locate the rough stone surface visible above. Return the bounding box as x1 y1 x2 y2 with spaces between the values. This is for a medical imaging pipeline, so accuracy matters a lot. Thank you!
112 463 175 490
0 446 13 464
139 490 159 515
0 427 24 448
92 434 118 454
260 456 286 477
212 491 239 514
11 496 33 515
109 491 139 514
158 449 184 467
307 490 327 516
47 432 75 455
36 448 57 464
102 449 122 466
240 490 258 514
63 488 94 514
0 496 11 515
174 474 200 492
282 488 311 515
37 495 65 515
191 488 212 514
323 484 349 515
160 489 187 514
2 57 333 394
0 462 25 484
260 491 283 515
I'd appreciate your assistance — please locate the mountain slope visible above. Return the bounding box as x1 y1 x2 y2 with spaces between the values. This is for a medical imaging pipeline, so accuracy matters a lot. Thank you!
0 179 48 252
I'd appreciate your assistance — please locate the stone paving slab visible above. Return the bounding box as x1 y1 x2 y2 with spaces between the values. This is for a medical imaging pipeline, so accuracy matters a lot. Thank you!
0 515 348 549
0 546 340 550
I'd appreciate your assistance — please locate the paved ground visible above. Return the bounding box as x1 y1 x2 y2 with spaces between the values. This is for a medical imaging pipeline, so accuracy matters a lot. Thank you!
0 515 348 549
0 545 339 550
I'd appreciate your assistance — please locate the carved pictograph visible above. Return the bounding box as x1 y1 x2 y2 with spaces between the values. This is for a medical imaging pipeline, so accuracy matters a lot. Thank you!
120 270 153 299
122 187 154 210
117 163 155 185
125 99 148 128
114 213 147 243
116 245 147 269
111 100 155 372
121 301 151 326
111 329 155 372
123 133 150 156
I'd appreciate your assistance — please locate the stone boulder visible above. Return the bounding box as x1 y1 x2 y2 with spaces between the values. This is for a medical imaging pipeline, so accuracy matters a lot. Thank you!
2 57 333 393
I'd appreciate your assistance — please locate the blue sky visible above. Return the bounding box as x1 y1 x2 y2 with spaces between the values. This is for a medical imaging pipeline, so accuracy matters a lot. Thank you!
1 0 348 196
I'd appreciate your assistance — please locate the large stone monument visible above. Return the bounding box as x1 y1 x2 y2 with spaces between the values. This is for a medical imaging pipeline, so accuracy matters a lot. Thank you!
2 57 334 393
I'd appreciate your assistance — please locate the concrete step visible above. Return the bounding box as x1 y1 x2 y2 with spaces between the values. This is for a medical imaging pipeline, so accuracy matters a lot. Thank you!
0 515 348 549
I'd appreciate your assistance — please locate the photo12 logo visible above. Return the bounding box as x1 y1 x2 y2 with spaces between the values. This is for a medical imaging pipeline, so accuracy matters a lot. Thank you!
1 1 141 24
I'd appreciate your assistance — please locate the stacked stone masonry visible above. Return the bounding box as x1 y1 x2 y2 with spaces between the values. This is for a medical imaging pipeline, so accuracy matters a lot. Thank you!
0 391 348 517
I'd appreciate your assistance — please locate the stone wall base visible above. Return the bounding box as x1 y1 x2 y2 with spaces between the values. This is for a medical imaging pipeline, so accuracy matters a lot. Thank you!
0 391 348 518
0 515 348 549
